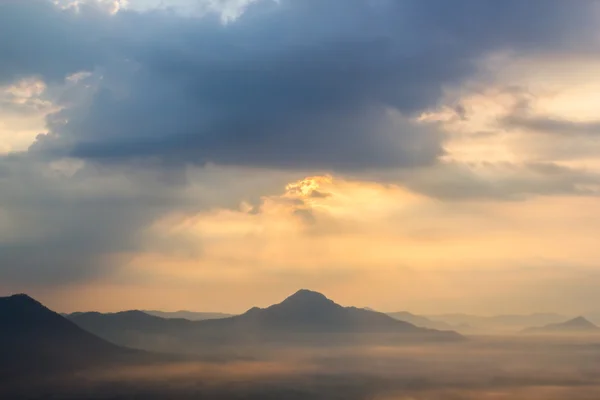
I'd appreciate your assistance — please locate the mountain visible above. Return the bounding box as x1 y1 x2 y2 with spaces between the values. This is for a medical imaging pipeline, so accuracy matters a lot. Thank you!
227 289 452 334
68 309 196 349
427 313 570 333
143 310 234 320
69 290 463 353
68 309 233 322
577 312 600 327
0 294 141 380
523 316 600 334
387 311 456 331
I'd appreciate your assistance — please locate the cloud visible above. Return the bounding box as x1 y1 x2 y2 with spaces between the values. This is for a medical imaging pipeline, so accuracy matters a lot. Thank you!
0 1 113 85
3 0 598 170
3 0 600 310
0 154 170 285
78 174 600 314
0 154 298 286
419 52 600 177
389 162 600 201
502 115 600 137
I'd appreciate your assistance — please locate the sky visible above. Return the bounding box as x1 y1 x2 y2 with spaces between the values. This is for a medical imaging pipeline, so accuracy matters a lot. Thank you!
2 0 600 315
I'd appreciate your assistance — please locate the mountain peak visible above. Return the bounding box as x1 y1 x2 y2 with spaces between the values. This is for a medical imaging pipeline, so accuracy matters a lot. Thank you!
523 315 599 334
281 289 334 306
0 293 98 338
246 289 341 320
2 293 40 303
0 293 45 312
290 289 328 298
563 316 597 329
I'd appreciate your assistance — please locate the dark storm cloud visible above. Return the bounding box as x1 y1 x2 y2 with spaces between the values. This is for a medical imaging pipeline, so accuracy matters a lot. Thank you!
0 153 299 285
0 154 172 284
3 0 597 170
1 0 599 286
0 0 110 85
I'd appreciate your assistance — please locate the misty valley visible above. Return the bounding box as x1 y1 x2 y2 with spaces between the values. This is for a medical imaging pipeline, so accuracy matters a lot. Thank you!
4 0 600 398
3 290 600 399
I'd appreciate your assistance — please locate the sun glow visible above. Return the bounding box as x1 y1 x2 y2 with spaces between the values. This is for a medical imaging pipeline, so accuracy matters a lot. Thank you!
285 175 333 198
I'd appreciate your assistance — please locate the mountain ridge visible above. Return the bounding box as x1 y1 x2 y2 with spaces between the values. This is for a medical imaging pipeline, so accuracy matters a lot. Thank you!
523 316 600 334
388 311 456 331
67 289 463 352
0 293 146 381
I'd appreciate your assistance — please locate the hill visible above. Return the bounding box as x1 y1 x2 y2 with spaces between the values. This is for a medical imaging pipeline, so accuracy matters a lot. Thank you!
426 312 570 333
0 294 145 381
143 310 234 320
523 316 600 334
388 311 456 331
69 289 463 352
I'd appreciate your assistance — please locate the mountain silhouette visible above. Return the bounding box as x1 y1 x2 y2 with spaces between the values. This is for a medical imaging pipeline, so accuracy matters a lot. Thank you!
0 294 118 347
522 316 600 334
142 310 233 320
68 309 195 347
427 312 570 333
388 311 456 331
68 289 462 352
230 289 435 333
70 309 192 331
0 294 143 381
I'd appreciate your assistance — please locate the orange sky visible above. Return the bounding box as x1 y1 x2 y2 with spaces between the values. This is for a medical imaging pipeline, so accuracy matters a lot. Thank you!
2 1 600 316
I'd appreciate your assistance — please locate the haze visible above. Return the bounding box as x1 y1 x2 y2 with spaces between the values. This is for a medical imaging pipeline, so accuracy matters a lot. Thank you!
2 0 600 316
3 1 600 398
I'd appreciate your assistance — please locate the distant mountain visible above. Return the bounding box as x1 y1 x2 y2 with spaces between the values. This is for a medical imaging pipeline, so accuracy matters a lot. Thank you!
578 313 600 327
523 316 600 334
387 311 456 331
0 294 140 380
427 313 570 333
143 310 234 320
69 290 462 353
68 309 197 351
224 290 456 334
68 309 233 322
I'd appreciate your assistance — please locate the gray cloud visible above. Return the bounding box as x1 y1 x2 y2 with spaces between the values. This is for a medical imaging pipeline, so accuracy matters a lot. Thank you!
2 0 600 286
0 154 171 284
3 0 598 170
0 1 111 85
503 115 600 137
386 161 600 201
0 153 301 285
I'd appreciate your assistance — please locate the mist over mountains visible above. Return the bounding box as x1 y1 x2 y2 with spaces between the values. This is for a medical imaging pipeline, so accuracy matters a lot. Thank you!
387 312 457 331
417 312 573 334
62 291 596 337
523 316 600 335
66 289 462 352
143 310 233 320
6 291 600 399
3 0 600 398
0 294 150 383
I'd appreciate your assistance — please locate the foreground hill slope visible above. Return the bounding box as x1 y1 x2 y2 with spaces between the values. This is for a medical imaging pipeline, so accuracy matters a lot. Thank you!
0 294 145 380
